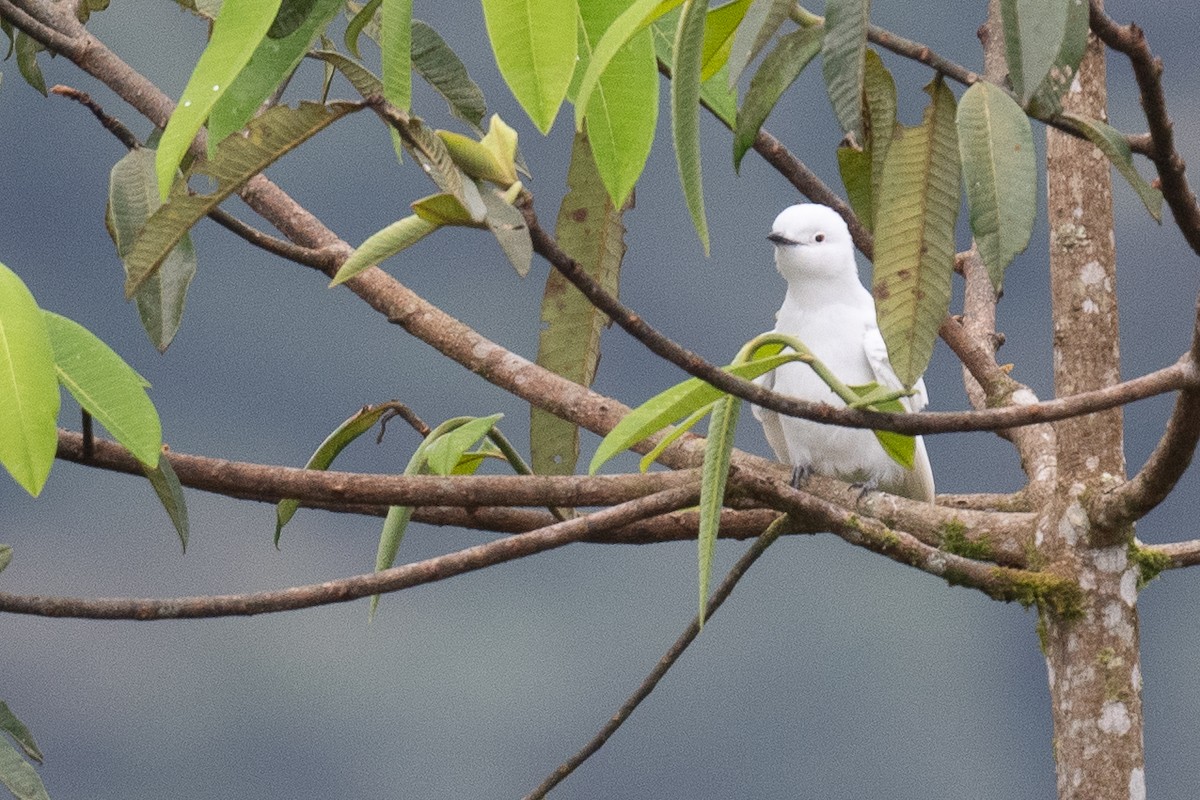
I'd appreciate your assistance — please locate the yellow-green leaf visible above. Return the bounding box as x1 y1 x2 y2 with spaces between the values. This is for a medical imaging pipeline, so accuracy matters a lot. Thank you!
700 0 753 82
141 454 189 552
482 0 578 133
330 214 440 286
381 0 413 112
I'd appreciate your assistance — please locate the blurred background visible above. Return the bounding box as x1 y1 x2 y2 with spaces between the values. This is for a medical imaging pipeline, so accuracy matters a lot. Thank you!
3 1 1199 797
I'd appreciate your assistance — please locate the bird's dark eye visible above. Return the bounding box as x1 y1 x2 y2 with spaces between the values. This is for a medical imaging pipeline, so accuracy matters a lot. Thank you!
814 232 826 243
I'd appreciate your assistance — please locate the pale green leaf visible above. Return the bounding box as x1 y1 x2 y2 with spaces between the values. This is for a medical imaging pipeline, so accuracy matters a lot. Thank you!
957 81 1036 291
725 0 791 87
1063 112 1164 222
436 130 512 186
44 311 162 467
482 0 578 133
423 414 504 475
873 76 959 388
651 10 738 128
0 263 59 497
130 101 361 297
821 0 871 139
532 132 625 475
697 394 740 625
13 31 45 96
480 187 533 276
107 148 197 352
672 0 710 254
412 20 488 130
344 0 382 58
330 214 439 286
155 0 284 195
1001 0 1082 106
733 25 822 169
0 702 41 763
700 0 753 82
0 737 49 800
382 0 413 112
370 504 413 617
208 0 342 146
479 114 520 185
141 454 189 552
1026 0 1088 116
412 192 477 226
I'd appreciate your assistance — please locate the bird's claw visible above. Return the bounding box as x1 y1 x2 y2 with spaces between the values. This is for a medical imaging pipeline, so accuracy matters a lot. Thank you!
849 479 879 503
790 464 813 489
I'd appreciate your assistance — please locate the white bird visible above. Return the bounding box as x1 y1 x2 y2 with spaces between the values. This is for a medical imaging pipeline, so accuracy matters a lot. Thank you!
752 203 935 502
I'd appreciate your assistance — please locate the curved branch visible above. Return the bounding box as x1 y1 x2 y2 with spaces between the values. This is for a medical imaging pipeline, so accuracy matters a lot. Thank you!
0 486 700 620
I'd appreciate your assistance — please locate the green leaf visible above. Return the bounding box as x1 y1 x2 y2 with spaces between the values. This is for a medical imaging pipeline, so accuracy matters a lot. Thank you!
423 414 504 475
480 186 533 276
859 49 898 232
733 25 823 170
848 382 915 468
873 76 960 388
382 0 413 112
479 114 520 184
0 263 59 497
130 101 360 297
638 401 715 471
482 0 578 133
577 0 659 208
141 455 189 552
0 702 42 763
412 20 489 131
411 191 477 226
13 31 46 96
0 545 10 575
651 10 738 128
1063 112 1164 222
311 49 384 97
207 0 342 146
1025 0 1088 117
436 130 512 187
0 737 49 800
697 394 740 625
329 214 439 286
155 0 284 195
344 0 382 58
672 0 710 254
1001 0 1084 107
821 0 871 139
700 0 753 82
725 0 791 87
107 148 197 352
43 311 162 467
589 351 801 474
837 144 873 225
275 402 404 543
532 132 626 476
957 81 1036 291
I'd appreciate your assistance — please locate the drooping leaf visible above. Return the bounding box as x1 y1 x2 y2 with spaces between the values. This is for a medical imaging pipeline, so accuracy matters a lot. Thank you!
837 144 873 225
671 0 711 254
1063 112 1164 222
700 0 753 82
330 214 439 286
310 49 384 97
1025 0 1088 116
697 394 740 625
873 76 960 388
589 351 802 474
0 737 49 800
733 25 823 169
0 263 59 497
639 401 715 471
13 31 46 96
129 101 361 297
422 414 504 475
412 20 489 131
344 0 382 58
482 0 578 133
1001 0 1080 106
155 0 284 195
107 148 197 351
860 48 897 232
725 0 791 87
371 503 413 616
381 0 413 112
957 81 1037 290
141 454 189 552
532 133 626 476
821 0 871 139
207 0 342 146
651 10 737 128
43 311 162 467
0 545 10 575
577 0 659 208
0 702 42 763
480 187 533 276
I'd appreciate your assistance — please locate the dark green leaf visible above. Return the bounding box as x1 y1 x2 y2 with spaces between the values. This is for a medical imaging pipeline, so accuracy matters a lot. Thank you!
725 0 791 87
837 143 873 224
0 545 10 575
821 0 871 138
412 20 488 131
733 25 822 169
0 702 42 763
344 0 382 58
14 31 46 96
268 0 319 38
1001 0 1080 106
141 454 189 552
310 48 384 97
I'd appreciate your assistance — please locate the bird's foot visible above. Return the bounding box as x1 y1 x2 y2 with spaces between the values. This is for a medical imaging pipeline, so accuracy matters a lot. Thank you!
790 464 813 489
849 478 879 503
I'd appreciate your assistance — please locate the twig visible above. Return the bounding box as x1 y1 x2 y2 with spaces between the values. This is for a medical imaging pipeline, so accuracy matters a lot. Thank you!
0 486 701 620
523 514 791 800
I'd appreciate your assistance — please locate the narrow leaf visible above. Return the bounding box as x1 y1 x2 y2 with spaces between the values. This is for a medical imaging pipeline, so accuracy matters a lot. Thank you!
1063 112 1164 222
700 0 753 82
873 77 960 388
957 81 1036 290
482 0 578 133
0 263 59 497
480 187 533 276
697 395 740 625
344 0 382 58
155 0 284 195
0 545 10 575
0 703 42 763
725 0 791 87
208 0 342 146
107 148 197 351
733 25 823 169
141 454 189 552
837 144 873 225
821 0 871 139
639 401 715 471
423 414 504 475
412 20 489 131
330 214 439 286
43 312 162 467
0 738 49 800
672 0 711 254
129 101 361 297
370 504 413 617
848 382 915 467
532 132 626 475
652 10 738 128
13 31 46 96
381 0 413 112
311 49 384 97
862 48 897 232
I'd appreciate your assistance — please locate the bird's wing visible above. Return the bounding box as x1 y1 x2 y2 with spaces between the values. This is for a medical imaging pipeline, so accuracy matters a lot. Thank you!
752 369 790 463
863 325 928 412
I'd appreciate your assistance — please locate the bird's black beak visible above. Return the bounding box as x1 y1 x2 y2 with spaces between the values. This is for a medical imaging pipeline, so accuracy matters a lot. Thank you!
767 232 796 245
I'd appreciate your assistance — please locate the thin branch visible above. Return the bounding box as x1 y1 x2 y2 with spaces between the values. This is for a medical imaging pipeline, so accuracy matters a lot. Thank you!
0 486 700 620
0 1 75 52
1143 539 1200 571
524 514 791 800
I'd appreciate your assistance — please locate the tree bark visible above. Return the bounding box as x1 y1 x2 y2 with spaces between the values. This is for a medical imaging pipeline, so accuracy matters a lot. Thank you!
1042 14 1146 799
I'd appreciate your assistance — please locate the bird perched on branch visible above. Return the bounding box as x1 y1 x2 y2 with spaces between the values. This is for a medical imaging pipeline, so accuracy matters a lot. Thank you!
752 203 935 502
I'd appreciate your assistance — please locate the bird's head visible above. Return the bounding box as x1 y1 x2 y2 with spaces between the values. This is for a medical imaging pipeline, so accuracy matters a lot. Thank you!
768 204 855 282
